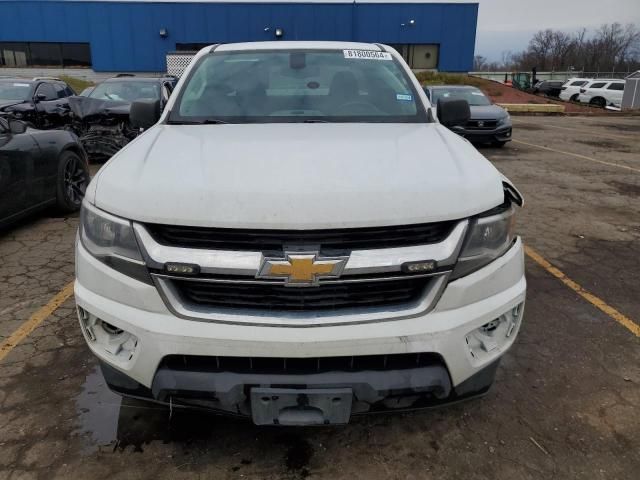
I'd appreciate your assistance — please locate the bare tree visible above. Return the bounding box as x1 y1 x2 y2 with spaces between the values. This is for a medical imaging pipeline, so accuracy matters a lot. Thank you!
473 55 488 71
501 50 515 70
509 24 640 73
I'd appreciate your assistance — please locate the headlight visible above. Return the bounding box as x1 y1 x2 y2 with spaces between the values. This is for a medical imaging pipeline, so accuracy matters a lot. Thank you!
497 112 511 126
451 203 516 279
79 201 151 283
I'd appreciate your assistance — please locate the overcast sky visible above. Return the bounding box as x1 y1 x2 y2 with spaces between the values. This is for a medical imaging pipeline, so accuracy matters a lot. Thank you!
475 0 640 60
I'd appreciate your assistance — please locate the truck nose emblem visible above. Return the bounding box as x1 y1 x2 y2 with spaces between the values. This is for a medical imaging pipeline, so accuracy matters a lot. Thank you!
257 252 349 286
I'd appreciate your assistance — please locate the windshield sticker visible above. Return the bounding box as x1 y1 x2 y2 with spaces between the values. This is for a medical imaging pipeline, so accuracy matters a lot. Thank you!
396 93 413 101
343 50 393 61
13 83 30 87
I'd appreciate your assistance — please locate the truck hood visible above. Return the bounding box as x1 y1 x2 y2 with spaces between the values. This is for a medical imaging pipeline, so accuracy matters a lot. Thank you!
91 123 505 229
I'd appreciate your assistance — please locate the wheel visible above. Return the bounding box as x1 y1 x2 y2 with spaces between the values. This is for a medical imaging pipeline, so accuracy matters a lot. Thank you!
590 97 606 108
570 94 579 102
492 141 507 148
56 150 89 212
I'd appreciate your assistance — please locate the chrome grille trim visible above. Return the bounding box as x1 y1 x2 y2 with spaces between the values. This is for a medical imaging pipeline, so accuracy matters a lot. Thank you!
133 220 468 326
133 220 468 276
152 270 442 286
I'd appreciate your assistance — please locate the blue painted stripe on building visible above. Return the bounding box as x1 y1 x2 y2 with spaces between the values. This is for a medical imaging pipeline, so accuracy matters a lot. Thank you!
0 1 478 72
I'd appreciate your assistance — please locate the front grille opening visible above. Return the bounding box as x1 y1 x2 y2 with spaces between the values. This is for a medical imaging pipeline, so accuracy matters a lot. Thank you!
146 221 456 251
172 277 431 312
160 353 444 375
466 119 499 130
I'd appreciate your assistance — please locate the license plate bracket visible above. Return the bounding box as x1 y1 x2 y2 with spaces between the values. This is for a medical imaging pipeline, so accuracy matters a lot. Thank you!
250 387 353 426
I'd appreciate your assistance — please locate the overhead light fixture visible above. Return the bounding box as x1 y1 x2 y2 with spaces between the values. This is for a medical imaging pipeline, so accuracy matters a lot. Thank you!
159 27 169 38
275 27 284 39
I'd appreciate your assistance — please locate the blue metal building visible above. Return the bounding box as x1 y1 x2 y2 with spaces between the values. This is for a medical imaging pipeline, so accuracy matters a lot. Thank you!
0 0 478 72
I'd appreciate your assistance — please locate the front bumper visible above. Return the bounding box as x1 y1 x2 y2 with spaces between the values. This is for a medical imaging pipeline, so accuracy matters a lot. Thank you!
75 237 526 421
461 126 512 144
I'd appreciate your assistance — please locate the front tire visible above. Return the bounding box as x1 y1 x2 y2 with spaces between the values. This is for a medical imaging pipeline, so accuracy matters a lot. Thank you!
590 97 606 108
56 151 89 213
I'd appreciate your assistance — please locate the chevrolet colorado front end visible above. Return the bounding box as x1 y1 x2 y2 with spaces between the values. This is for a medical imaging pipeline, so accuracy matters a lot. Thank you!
75 41 526 425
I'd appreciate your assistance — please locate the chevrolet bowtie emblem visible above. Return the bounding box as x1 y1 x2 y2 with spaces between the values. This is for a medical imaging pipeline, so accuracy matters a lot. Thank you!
257 252 349 287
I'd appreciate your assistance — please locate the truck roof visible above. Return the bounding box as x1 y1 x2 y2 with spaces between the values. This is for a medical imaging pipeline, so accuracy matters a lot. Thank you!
213 41 387 53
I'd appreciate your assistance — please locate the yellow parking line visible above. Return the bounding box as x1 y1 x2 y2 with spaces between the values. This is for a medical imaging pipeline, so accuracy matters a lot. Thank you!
525 246 640 338
0 281 74 362
513 139 640 173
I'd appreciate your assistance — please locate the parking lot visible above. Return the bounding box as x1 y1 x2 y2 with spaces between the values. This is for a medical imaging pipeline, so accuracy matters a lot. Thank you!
0 115 639 480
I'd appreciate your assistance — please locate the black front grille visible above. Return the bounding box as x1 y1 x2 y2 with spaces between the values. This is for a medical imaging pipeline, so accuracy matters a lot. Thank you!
160 352 444 374
466 119 498 130
146 221 456 251
173 277 430 311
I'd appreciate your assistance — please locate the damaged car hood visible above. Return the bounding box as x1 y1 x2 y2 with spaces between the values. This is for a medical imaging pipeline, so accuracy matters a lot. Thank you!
91 123 506 229
68 96 131 120
0 100 26 111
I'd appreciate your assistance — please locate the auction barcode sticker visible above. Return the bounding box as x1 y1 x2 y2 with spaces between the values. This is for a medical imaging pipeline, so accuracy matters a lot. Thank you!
343 50 393 60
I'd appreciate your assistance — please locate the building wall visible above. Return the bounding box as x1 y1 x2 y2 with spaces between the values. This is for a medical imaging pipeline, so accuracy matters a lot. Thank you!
0 1 478 72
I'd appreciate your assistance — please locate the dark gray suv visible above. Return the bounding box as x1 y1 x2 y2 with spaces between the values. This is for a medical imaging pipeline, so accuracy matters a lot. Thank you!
424 85 512 147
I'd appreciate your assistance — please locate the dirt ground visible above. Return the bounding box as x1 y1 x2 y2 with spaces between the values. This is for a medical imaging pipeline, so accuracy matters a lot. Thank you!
478 80 610 114
0 116 639 479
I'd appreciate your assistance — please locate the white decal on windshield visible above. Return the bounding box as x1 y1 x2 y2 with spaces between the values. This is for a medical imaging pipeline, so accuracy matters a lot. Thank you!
343 50 393 61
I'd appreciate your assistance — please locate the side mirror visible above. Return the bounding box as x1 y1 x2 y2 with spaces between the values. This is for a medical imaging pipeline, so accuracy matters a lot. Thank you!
130 99 161 130
437 98 471 128
9 119 28 135
34 93 47 102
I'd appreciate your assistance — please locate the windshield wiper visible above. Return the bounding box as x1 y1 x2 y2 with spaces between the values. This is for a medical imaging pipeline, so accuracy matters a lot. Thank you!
302 119 329 123
167 119 228 125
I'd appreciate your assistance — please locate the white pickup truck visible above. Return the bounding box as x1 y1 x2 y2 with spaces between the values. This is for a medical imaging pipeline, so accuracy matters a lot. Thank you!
75 41 526 426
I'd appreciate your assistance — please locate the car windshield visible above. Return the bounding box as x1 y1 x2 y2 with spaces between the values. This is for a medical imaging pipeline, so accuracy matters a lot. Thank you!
0 81 32 102
430 88 491 107
89 80 160 102
170 49 426 123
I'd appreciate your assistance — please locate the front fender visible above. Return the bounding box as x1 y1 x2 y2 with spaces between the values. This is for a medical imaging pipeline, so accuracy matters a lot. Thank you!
501 175 524 207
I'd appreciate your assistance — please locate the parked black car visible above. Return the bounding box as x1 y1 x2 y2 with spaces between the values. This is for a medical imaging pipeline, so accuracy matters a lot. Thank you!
0 115 89 228
69 75 177 161
0 77 76 129
425 85 512 147
532 80 564 97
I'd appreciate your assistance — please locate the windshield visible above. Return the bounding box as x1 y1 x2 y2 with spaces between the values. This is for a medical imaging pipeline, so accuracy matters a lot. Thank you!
0 81 32 102
170 49 427 123
89 81 160 102
430 88 491 107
